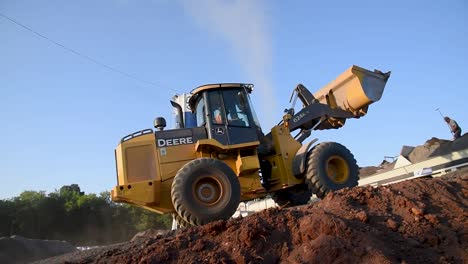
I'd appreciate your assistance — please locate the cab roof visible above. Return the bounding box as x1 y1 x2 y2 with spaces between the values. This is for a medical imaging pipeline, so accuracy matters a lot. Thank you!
190 83 253 95
188 83 253 111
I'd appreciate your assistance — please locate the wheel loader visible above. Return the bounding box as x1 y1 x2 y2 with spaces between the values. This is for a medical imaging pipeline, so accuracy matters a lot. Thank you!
111 65 391 226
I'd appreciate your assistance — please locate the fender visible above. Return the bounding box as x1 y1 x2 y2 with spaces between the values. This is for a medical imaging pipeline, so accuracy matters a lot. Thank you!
292 138 318 178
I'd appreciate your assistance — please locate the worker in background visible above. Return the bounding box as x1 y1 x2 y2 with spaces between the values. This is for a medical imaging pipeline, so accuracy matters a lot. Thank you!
444 116 462 140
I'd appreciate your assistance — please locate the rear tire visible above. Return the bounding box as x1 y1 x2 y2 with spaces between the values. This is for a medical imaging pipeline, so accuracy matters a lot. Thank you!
171 158 241 226
306 142 359 199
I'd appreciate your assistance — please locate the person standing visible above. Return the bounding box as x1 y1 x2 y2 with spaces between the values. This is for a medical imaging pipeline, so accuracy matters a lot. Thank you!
444 116 462 140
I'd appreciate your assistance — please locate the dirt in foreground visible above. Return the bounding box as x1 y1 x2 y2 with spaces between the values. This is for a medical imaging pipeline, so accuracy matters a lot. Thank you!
37 171 467 264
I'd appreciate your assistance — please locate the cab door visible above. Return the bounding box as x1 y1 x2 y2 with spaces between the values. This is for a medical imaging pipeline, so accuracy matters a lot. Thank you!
206 90 230 145
221 89 259 145
207 89 258 146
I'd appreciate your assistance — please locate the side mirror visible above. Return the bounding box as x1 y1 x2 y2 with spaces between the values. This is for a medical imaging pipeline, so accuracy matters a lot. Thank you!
154 117 167 131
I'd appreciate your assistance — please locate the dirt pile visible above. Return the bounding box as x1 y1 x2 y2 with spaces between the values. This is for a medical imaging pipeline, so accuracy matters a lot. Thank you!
359 160 395 178
360 133 468 177
39 172 467 264
408 134 468 163
0 235 76 264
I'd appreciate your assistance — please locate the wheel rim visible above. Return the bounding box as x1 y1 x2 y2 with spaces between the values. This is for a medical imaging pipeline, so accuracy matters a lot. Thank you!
193 175 223 206
325 155 349 184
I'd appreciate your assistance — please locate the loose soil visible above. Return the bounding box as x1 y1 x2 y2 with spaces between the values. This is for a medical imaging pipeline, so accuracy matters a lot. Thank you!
0 236 76 264
38 171 467 264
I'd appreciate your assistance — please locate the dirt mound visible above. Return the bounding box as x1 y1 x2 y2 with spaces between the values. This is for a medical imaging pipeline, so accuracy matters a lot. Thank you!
0 235 76 264
359 166 380 178
359 134 468 177
38 173 467 264
130 229 169 241
359 160 396 178
408 134 468 163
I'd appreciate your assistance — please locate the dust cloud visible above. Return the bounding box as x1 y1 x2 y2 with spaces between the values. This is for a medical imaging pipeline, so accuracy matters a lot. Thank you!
181 0 278 127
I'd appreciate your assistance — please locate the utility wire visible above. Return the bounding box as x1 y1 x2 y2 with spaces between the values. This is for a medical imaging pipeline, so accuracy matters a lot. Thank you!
0 11 179 93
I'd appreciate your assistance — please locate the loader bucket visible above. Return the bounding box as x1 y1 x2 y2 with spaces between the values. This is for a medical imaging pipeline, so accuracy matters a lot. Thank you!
313 65 390 117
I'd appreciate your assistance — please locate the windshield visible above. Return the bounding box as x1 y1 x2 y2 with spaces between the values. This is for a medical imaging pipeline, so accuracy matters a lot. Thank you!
222 89 250 127
193 87 258 128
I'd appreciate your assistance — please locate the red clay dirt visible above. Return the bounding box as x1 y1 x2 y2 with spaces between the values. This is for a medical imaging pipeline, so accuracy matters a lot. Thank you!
39 171 467 264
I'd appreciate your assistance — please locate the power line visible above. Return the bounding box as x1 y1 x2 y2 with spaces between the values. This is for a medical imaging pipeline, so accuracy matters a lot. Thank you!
0 11 179 93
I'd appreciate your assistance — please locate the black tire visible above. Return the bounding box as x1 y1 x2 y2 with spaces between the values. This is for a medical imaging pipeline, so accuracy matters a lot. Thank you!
171 158 241 226
171 213 191 228
272 184 312 207
306 142 359 199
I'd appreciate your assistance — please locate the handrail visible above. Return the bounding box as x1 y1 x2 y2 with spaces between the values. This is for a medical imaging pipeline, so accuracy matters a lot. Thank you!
120 129 153 143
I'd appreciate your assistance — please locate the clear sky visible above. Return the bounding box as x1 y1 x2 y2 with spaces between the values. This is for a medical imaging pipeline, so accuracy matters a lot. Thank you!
1 0 467 199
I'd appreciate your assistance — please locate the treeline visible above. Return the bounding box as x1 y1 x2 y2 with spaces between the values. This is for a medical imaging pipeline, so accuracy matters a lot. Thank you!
0 184 171 246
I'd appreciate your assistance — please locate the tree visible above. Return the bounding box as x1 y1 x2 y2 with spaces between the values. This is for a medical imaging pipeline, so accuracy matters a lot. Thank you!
0 185 172 245
0 199 15 236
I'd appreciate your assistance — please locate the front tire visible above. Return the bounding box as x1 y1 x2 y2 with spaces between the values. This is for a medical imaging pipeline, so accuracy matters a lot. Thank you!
171 158 241 226
306 142 359 198
171 213 191 228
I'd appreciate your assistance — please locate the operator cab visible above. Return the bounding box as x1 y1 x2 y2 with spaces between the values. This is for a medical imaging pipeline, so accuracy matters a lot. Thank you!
188 83 263 146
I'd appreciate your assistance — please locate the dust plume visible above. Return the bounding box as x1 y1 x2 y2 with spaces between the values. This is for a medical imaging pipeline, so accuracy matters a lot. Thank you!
181 0 277 127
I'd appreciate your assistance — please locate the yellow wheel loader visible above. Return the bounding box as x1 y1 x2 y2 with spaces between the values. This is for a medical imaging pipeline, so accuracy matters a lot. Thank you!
111 65 391 226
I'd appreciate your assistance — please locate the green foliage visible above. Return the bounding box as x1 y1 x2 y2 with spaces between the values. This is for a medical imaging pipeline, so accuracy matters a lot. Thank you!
17 190 46 202
124 205 172 231
0 185 171 246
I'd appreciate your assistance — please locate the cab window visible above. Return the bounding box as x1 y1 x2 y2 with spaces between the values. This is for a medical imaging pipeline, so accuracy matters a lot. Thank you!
195 97 206 126
208 91 225 125
223 89 250 127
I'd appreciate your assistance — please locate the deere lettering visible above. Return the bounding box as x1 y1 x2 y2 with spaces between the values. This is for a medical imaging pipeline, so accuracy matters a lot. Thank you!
157 137 193 147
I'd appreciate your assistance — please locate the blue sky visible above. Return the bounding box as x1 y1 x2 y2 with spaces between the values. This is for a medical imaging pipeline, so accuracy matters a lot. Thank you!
1 0 466 199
